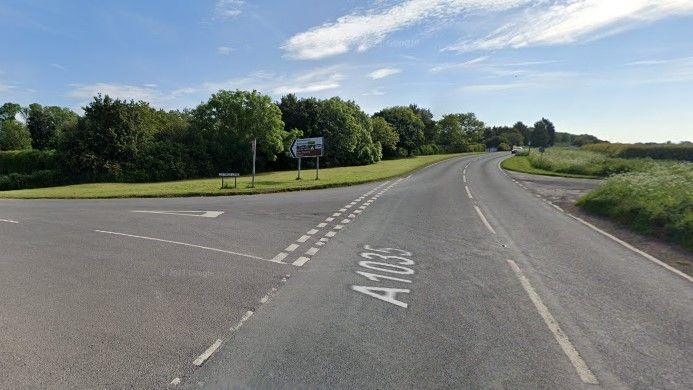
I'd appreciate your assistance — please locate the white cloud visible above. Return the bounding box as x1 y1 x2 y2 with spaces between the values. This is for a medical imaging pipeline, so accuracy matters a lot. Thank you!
362 89 387 96
217 46 234 55
0 83 13 92
68 83 163 103
282 0 529 59
368 67 402 79
430 56 488 72
446 0 693 52
215 0 244 18
51 63 66 70
272 67 344 94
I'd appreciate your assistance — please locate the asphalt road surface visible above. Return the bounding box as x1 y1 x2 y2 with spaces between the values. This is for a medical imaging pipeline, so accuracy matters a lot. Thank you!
1 153 691 389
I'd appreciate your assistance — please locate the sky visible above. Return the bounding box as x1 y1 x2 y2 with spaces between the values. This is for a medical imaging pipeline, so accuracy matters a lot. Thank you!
1 0 692 143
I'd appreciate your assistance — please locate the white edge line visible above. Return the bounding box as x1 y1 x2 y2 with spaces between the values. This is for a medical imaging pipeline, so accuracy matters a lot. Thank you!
465 186 473 199
94 230 277 263
567 214 692 282
192 339 222 367
473 206 496 235
0 219 19 223
507 260 599 384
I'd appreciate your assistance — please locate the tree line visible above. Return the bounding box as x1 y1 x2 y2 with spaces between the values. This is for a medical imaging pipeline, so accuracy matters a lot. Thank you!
0 90 602 187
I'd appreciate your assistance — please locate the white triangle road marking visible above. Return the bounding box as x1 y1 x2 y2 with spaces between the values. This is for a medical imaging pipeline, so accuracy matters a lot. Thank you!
131 210 224 218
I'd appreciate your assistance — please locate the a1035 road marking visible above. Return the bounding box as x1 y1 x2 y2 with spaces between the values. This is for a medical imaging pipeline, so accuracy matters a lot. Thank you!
351 245 414 308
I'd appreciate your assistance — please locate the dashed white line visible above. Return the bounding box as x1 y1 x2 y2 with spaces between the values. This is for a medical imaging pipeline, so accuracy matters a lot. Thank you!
463 176 467 183
94 230 274 263
170 377 181 386
0 219 19 223
317 223 327 228
507 260 599 384
271 252 288 262
307 229 319 235
297 235 310 243
192 339 222 367
332 212 342 217
334 225 344 230
473 206 496 234
341 219 351 224
293 256 311 266
348 213 356 218
325 217 334 222
306 247 320 256
354 209 362 214
325 231 337 237
231 310 255 332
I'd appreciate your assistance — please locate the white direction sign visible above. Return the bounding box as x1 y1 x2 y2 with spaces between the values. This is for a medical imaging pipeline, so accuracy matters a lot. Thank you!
290 137 324 158
131 210 224 218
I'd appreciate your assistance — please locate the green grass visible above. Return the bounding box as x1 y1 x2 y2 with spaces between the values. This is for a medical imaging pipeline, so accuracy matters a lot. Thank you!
501 155 599 179
577 162 693 250
0 153 473 199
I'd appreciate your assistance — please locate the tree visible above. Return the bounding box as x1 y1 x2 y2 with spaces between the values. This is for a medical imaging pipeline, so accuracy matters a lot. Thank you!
408 104 438 144
191 90 287 173
0 102 23 122
529 124 549 147
437 114 468 152
534 118 556 146
373 106 425 155
0 120 32 150
371 116 399 157
26 104 78 150
512 121 530 144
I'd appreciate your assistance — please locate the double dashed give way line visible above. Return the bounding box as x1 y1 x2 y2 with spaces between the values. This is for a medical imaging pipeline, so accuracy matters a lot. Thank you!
272 178 405 267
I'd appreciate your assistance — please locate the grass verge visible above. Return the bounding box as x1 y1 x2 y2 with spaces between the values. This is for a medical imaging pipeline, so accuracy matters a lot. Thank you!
0 153 473 199
577 163 693 251
501 155 599 179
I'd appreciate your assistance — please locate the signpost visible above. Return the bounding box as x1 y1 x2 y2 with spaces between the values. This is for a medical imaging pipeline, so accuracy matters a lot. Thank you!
290 137 324 180
219 172 239 188
251 138 257 188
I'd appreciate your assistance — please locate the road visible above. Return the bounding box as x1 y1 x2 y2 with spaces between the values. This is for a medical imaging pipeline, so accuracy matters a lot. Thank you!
0 153 691 389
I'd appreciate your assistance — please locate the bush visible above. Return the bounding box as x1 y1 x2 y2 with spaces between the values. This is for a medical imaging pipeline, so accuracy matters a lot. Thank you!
577 162 693 250
466 143 486 153
0 149 58 174
0 170 64 191
583 143 693 161
528 147 655 177
498 142 510 151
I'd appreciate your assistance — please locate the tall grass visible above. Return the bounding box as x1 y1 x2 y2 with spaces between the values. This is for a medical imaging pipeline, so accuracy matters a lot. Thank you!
527 147 654 177
583 143 693 161
577 162 693 250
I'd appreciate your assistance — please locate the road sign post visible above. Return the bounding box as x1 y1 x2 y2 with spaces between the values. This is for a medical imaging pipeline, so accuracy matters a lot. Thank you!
251 138 256 188
219 172 239 188
290 137 324 181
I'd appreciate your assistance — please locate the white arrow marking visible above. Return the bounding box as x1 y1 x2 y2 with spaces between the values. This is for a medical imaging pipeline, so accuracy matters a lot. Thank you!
131 210 224 218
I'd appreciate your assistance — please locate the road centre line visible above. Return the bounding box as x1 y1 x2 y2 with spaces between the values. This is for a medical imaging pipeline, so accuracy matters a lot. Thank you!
334 224 344 230
94 230 276 263
192 339 222 367
285 243 300 252
0 218 19 223
463 175 466 183
307 229 319 235
325 231 337 237
567 214 692 282
325 217 334 222
271 252 288 262
297 235 310 242
474 206 496 235
506 260 599 384
317 222 327 228
306 247 320 256
293 256 311 266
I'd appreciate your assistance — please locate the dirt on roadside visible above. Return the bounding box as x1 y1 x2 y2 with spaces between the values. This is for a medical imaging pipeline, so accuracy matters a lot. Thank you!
507 171 692 277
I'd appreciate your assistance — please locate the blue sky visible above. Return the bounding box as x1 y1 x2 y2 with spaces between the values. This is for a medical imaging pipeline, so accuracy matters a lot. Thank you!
1 0 692 143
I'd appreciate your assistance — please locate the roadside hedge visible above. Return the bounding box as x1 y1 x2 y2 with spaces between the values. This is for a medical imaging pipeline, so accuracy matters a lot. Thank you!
583 143 693 161
0 149 58 174
0 170 64 191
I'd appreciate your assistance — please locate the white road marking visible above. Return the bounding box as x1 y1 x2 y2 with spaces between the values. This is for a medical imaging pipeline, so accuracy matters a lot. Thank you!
293 256 311 266
316 241 325 246
465 186 473 199
307 229 319 235
354 209 362 214
320 237 329 242
348 213 356 218
341 219 351 224
271 252 288 262
231 310 254 332
193 339 223 367
506 260 599 384
334 225 344 230
568 214 692 282
325 217 334 222
94 230 275 263
297 235 310 242
317 222 327 228
473 206 496 234
332 212 341 217
359 205 367 209
325 231 337 237
170 377 181 386
0 219 19 223
344 204 353 209
131 210 224 218
463 176 466 183
339 208 347 212
306 247 320 256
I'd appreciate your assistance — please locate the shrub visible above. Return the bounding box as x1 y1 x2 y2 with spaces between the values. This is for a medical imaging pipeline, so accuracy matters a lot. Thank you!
0 149 58 174
577 162 693 250
527 147 655 177
0 170 64 191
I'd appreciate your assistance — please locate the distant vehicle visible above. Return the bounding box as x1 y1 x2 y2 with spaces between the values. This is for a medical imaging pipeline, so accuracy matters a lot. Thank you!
511 146 524 154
